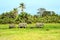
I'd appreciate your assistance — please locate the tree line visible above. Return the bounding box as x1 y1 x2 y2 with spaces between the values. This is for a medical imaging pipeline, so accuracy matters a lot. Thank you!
0 3 60 24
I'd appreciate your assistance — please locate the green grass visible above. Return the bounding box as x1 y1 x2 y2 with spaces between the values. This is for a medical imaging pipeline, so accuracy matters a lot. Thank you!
0 23 60 40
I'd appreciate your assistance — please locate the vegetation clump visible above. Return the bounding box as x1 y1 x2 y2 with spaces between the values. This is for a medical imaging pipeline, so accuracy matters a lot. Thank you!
0 3 60 24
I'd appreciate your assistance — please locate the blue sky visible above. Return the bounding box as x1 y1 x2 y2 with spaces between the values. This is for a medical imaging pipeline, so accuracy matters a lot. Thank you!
0 0 60 15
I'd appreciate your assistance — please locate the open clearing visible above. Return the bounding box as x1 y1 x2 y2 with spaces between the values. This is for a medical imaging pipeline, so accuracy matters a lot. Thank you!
0 23 60 40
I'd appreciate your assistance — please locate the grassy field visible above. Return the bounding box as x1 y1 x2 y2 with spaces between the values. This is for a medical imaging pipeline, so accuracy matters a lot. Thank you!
0 23 60 40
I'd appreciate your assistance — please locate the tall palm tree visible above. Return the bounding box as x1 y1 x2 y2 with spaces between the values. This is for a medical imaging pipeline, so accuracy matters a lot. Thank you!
19 3 25 12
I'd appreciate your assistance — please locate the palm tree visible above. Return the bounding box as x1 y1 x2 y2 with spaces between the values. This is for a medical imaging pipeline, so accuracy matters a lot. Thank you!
19 3 25 12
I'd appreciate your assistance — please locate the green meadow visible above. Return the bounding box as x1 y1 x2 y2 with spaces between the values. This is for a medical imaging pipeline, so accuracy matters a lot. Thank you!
0 23 60 40
0 1 60 40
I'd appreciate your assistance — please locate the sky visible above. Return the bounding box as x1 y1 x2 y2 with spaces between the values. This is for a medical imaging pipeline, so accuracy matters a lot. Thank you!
0 0 60 15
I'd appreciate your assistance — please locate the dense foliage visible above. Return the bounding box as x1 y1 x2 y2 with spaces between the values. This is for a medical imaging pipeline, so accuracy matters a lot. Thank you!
0 3 60 24
0 11 60 24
